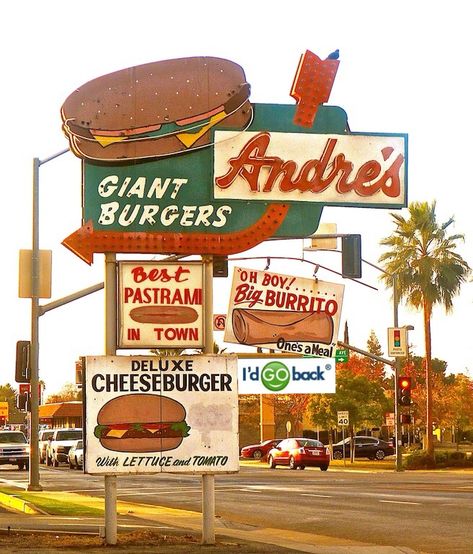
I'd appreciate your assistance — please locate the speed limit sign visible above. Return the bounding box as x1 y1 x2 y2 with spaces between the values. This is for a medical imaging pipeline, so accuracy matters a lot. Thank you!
337 410 349 426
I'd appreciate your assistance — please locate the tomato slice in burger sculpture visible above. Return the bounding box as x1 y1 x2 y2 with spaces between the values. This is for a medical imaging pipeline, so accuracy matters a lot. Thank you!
94 394 190 453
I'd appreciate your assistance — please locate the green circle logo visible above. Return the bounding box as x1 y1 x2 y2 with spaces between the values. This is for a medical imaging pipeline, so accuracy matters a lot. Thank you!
261 361 290 391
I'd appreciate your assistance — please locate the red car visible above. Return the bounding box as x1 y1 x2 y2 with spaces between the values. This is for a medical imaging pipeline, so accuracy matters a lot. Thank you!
268 438 330 471
240 439 283 460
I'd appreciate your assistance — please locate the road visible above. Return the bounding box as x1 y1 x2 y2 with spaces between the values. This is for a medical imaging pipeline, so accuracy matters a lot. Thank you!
1 463 473 553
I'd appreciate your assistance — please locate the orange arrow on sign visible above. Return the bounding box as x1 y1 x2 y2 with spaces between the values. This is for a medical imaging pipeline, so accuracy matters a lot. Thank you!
62 203 289 265
290 50 339 128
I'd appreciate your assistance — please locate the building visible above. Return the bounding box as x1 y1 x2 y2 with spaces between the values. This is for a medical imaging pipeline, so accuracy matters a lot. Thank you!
38 401 82 428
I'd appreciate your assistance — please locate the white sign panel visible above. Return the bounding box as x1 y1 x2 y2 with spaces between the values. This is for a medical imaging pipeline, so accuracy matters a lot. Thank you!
224 267 344 356
337 411 349 426
84 355 239 475
238 357 336 394
213 130 406 206
387 327 408 357
117 261 204 349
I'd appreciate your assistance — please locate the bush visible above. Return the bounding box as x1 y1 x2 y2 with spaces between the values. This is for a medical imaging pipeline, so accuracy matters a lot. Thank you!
448 451 466 461
404 449 473 469
404 450 436 469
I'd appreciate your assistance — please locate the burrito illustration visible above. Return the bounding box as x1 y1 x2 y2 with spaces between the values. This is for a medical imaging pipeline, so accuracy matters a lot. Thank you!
232 309 333 345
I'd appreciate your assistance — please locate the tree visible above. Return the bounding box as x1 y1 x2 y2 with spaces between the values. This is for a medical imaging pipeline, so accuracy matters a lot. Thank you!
444 374 473 446
342 332 388 388
274 394 311 436
45 382 81 403
366 331 389 387
308 369 391 460
379 201 470 455
0 384 24 424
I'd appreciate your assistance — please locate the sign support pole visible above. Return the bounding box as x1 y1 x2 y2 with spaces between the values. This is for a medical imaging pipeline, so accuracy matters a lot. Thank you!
201 255 215 545
104 252 118 545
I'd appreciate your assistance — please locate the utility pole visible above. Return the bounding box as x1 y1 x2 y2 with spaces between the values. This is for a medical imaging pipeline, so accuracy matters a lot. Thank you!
27 149 68 491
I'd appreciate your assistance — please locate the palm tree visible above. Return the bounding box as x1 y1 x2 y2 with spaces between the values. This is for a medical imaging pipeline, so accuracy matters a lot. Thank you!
378 201 470 455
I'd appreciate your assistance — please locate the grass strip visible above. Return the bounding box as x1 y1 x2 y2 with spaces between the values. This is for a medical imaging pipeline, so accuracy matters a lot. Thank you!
0 487 104 517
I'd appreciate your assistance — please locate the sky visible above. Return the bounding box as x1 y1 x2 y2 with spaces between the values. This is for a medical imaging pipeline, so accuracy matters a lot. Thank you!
2 1 472 398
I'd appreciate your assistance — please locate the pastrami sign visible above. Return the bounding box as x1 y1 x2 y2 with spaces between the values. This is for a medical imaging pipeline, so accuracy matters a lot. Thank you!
213 130 407 206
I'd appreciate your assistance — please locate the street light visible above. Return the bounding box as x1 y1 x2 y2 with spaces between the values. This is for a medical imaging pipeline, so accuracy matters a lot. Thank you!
28 149 68 491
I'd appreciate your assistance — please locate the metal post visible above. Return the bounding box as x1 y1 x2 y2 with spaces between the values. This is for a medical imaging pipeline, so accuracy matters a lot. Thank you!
202 473 215 544
104 253 117 545
201 255 215 545
28 158 42 491
27 149 68 491
393 275 403 472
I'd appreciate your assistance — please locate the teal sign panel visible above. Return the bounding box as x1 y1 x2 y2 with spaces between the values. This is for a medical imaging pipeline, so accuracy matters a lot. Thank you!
83 103 349 238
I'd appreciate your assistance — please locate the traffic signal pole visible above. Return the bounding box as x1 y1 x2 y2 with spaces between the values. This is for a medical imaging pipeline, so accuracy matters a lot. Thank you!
27 150 68 491
28 157 42 491
393 275 403 472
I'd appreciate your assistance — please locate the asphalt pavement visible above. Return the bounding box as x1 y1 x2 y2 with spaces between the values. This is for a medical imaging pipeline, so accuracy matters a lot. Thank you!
0 481 420 553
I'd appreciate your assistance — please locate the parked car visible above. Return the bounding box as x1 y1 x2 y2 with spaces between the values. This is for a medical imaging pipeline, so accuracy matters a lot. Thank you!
38 429 54 464
331 436 395 460
240 439 283 460
268 438 330 470
0 430 29 470
68 439 83 469
46 428 82 467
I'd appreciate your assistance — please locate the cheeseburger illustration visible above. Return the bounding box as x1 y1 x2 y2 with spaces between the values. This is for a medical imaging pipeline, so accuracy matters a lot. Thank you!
61 56 252 161
94 394 190 453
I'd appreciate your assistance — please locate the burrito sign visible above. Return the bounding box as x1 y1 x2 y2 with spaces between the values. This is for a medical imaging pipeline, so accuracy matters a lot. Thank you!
224 267 344 356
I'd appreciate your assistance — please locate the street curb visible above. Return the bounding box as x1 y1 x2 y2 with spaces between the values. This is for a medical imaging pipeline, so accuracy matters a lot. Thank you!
0 492 42 515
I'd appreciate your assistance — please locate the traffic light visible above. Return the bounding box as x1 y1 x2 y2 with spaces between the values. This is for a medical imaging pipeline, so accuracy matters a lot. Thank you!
213 256 228 278
15 340 30 383
398 376 412 406
341 234 362 279
75 357 85 388
393 329 401 348
401 413 412 424
17 391 30 412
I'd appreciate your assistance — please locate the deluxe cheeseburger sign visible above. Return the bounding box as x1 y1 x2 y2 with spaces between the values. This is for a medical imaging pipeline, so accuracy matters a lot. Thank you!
60 54 408 264
84 355 239 475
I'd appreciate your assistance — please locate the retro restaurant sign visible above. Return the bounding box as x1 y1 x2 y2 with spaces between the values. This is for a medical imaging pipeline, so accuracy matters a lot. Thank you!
224 267 345 356
60 55 407 263
117 261 205 349
213 130 406 206
84 355 239 475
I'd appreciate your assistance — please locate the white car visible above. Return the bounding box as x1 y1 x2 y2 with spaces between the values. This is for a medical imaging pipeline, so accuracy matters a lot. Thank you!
68 439 83 469
0 431 29 470
38 429 54 464
46 428 82 467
